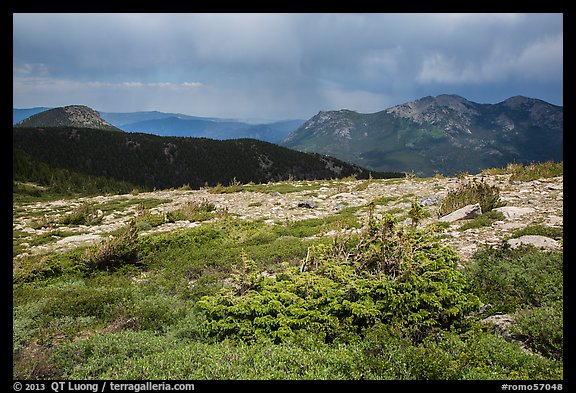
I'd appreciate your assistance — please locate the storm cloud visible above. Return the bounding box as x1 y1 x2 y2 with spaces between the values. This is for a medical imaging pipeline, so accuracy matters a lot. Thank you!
13 13 563 120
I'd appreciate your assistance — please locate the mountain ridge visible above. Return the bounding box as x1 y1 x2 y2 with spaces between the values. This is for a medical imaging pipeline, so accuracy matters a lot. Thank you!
282 94 563 176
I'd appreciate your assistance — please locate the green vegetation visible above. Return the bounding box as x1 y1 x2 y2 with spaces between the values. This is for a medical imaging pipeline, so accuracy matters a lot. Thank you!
482 161 563 182
83 221 140 271
370 195 399 206
165 199 226 222
464 245 563 361
59 203 103 226
13 148 139 203
198 214 480 344
459 210 506 231
464 246 562 315
408 201 428 228
208 179 326 195
510 225 563 240
510 302 563 360
12 156 563 380
14 127 392 193
206 177 244 194
13 204 563 380
438 178 505 218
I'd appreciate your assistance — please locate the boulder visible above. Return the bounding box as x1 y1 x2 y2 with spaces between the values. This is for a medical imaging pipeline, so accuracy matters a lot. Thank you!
507 235 561 251
297 200 316 209
493 206 535 220
482 314 516 340
546 215 563 226
439 203 482 222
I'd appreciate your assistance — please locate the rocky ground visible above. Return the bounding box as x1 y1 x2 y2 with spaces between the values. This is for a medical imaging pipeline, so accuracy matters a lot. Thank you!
13 173 563 265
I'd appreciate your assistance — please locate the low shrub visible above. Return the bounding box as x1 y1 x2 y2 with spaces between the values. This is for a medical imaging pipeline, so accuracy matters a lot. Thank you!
40 285 131 320
83 221 139 271
408 201 429 228
459 210 506 231
197 215 481 344
166 199 223 222
463 246 563 314
511 225 563 240
207 177 243 194
59 203 103 226
438 178 505 217
511 301 563 360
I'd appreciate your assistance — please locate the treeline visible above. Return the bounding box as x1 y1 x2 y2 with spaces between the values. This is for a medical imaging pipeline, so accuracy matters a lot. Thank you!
13 127 403 192
13 148 141 199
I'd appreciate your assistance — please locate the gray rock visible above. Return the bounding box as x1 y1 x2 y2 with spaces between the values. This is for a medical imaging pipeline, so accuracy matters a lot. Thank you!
439 203 482 222
56 234 102 245
497 222 527 230
507 235 561 250
419 196 440 206
546 215 563 226
333 203 347 211
482 314 516 340
298 200 316 209
494 206 535 219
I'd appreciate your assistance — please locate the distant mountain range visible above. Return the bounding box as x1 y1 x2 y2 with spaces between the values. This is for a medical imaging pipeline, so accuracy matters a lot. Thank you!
12 107 52 124
14 94 563 178
282 95 563 176
13 107 304 144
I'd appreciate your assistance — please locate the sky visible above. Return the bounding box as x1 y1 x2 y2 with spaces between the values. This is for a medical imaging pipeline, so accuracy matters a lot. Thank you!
13 13 563 121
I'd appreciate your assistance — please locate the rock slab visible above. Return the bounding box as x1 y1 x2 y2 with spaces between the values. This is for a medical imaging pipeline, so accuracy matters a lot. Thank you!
507 235 561 250
439 203 482 222
494 206 535 219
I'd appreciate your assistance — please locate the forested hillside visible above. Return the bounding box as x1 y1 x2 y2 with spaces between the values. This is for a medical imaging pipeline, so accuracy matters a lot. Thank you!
13 127 400 192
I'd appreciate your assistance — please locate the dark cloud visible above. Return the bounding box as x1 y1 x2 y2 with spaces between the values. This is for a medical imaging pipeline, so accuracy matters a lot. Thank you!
13 13 563 119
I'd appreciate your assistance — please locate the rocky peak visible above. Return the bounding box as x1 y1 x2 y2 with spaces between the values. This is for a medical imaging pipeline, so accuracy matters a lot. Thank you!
304 110 356 139
387 94 478 119
501 95 536 110
15 105 122 132
500 96 563 130
386 94 479 134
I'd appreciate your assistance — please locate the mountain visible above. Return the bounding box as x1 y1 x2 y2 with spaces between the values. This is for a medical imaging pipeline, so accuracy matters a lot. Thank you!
14 126 399 191
14 105 122 132
99 110 220 126
282 95 563 176
116 117 303 143
101 114 303 143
